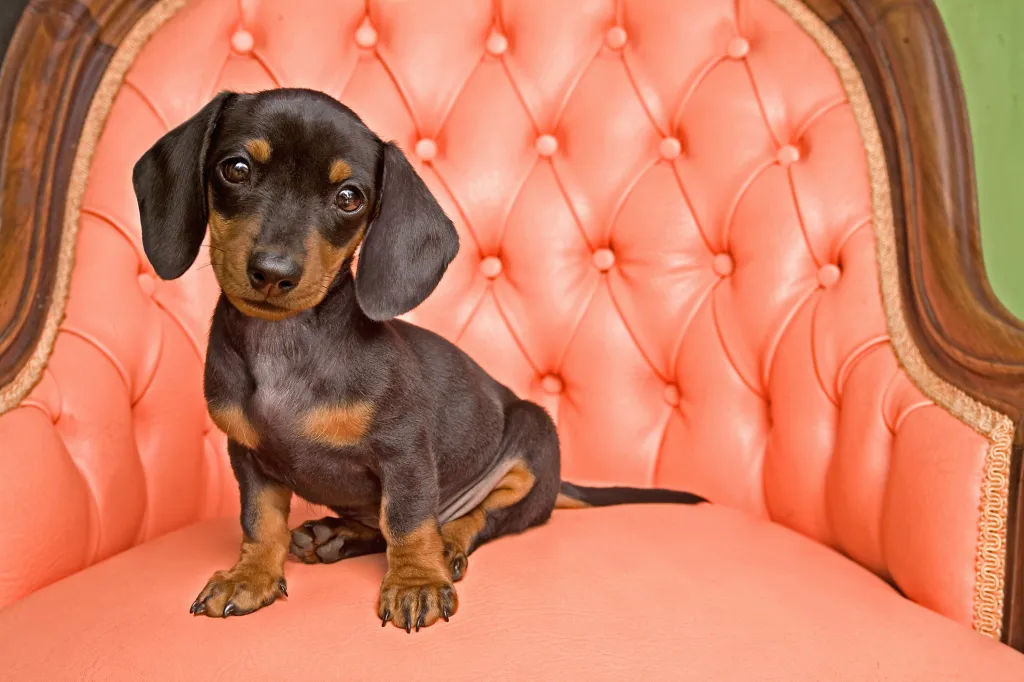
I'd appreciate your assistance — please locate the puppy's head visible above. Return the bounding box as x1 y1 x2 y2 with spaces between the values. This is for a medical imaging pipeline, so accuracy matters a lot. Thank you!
132 89 458 322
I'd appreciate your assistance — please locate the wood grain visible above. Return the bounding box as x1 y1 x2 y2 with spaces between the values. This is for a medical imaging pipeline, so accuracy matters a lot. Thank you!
0 0 1021 649
0 0 154 388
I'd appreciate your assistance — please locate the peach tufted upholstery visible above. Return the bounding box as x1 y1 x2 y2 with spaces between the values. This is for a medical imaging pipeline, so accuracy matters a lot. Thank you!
0 0 1020 676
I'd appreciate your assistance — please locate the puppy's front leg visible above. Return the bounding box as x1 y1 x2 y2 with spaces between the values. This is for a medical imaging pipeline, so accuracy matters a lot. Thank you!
191 442 291 617
377 441 456 632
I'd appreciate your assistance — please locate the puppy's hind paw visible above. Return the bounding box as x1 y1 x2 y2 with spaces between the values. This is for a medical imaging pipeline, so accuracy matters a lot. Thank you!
289 516 385 564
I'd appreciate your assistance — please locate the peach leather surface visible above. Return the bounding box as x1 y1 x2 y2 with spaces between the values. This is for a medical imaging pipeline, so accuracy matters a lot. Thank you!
1 505 1022 680
0 0 996 636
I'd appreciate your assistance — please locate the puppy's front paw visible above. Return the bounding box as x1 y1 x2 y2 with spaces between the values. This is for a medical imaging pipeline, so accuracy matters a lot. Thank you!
377 571 458 632
190 566 287 618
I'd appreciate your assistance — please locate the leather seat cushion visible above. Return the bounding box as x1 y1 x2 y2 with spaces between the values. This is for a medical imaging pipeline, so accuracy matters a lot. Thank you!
0 504 1020 680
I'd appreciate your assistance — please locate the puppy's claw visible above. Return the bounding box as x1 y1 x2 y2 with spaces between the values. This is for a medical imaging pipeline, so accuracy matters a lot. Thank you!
381 608 390 627
442 604 450 622
189 599 204 615
278 578 288 597
223 602 238 618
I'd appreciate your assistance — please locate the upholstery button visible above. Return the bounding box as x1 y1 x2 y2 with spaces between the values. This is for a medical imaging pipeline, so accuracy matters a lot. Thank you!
535 134 558 157
818 263 841 288
541 374 564 395
663 384 681 407
592 248 615 272
727 37 750 59
712 253 734 277
415 138 438 162
605 26 628 50
355 21 378 49
479 256 503 279
137 272 156 296
486 31 508 56
230 29 255 55
659 137 682 160
777 144 801 167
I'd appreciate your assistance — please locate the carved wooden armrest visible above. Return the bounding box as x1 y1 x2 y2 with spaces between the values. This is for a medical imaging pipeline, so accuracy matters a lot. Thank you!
804 0 1024 649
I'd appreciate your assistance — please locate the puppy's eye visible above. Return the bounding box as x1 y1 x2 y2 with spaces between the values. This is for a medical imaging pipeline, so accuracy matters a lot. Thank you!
336 187 364 213
221 159 251 184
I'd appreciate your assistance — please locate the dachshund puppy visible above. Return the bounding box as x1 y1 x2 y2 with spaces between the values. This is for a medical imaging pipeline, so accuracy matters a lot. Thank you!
133 88 706 632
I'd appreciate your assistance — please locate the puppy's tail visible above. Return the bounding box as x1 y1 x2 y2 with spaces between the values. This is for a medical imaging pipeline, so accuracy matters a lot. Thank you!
555 480 708 509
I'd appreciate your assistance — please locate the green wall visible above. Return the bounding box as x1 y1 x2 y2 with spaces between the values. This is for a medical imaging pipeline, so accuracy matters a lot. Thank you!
934 1 1024 318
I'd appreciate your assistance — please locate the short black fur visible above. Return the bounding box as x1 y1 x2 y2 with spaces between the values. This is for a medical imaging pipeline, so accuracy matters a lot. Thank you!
132 88 707 629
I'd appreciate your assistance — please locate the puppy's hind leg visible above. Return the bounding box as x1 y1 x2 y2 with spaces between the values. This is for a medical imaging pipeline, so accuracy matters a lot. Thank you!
290 516 386 564
440 400 560 581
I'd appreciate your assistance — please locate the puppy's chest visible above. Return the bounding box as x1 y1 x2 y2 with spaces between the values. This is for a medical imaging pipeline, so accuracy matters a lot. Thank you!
244 326 325 426
247 350 313 427
214 322 372 456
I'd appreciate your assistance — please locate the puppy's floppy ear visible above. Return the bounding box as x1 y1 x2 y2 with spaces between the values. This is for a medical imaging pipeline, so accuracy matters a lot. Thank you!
354 141 459 321
132 91 234 280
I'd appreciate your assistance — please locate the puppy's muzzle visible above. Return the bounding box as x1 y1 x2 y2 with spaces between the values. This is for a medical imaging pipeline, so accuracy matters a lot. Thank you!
247 249 303 297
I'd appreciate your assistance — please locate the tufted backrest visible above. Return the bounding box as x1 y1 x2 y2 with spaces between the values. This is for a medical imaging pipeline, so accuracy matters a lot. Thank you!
0 0 997 633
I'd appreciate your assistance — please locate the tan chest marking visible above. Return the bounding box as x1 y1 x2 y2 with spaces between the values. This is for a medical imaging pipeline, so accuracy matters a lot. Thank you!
301 402 374 447
209 404 261 450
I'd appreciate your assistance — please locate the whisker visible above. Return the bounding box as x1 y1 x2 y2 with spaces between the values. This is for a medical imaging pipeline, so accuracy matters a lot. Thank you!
187 263 215 274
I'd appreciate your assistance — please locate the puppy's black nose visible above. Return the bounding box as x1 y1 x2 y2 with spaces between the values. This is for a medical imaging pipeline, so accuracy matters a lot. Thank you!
247 250 303 296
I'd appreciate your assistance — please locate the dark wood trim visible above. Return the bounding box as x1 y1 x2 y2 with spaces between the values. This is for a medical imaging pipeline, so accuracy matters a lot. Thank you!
0 0 1021 650
0 0 154 390
802 0 1024 651
0 0 32 65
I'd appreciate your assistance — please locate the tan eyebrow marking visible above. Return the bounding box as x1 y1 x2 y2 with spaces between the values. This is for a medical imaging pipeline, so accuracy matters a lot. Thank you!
245 138 272 163
329 158 353 183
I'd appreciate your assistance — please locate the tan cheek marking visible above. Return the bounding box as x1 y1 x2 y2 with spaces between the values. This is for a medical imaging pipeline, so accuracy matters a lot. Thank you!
245 138 272 163
318 226 365 277
209 404 260 450
209 207 261 293
208 206 259 255
329 158 353 183
297 226 366 304
207 207 232 242
301 401 374 447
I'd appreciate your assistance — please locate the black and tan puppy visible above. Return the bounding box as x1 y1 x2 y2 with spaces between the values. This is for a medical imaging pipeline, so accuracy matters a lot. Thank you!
132 88 706 632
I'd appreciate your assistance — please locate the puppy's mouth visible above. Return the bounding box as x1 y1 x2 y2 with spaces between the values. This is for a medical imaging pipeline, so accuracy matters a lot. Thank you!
226 293 304 321
245 298 286 312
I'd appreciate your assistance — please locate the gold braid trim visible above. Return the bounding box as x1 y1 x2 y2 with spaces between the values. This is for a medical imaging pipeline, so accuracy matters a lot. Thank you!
0 0 189 414
772 0 1010 640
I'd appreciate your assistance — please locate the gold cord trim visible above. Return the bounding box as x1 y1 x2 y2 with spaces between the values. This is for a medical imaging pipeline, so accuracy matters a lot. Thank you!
773 0 1010 640
0 0 189 414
